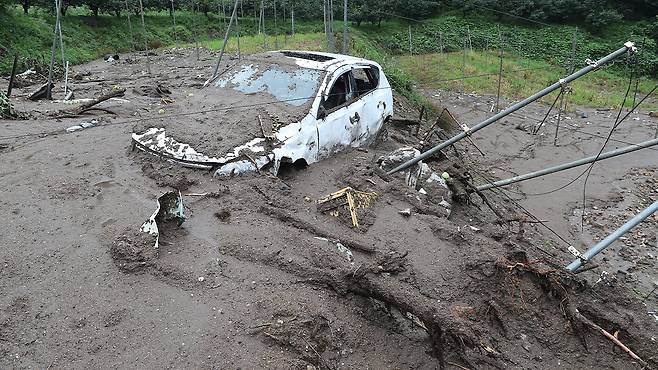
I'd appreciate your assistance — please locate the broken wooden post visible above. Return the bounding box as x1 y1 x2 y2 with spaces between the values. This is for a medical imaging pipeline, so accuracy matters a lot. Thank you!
387 42 637 175
7 55 18 97
63 60 69 96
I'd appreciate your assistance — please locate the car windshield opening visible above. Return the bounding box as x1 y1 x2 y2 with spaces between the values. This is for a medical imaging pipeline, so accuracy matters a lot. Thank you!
216 63 324 107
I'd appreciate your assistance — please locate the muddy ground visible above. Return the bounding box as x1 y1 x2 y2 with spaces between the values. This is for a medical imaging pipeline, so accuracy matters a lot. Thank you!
0 49 657 369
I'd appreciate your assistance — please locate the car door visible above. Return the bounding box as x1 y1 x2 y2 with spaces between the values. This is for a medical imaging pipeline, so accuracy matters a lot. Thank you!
315 68 365 160
351 64 387 145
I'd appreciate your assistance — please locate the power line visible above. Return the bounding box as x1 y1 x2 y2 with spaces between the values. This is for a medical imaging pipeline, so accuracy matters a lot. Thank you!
465 3 556 28
0 85 394 142
417 65 559 86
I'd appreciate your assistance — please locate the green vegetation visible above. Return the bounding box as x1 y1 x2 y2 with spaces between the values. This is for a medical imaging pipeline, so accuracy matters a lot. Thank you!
198 32 326 54
1 4 656 111
396 50 657 108
361 15 658 77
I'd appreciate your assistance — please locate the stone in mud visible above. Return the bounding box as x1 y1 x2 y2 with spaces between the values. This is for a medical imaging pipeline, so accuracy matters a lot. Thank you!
110 228 159 272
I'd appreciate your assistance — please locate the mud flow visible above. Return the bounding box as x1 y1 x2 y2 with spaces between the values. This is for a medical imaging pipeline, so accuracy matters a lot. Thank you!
0 49 656 369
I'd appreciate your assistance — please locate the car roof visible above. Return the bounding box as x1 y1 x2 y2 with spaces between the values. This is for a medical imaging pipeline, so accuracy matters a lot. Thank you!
253 50 379 72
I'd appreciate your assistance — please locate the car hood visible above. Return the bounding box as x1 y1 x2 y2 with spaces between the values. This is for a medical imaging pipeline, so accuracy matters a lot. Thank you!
132 55 325 169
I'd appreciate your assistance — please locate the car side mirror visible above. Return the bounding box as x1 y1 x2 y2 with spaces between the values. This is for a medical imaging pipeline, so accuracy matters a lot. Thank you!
318 98 327 120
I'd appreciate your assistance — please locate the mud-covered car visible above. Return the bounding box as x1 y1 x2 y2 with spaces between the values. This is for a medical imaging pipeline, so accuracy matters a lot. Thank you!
132 50 393 176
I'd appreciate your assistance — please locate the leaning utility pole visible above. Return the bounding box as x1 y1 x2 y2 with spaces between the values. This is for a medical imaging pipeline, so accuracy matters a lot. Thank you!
566 199 658 272
208 0 240 82
476 136 658 192
386 42 638 175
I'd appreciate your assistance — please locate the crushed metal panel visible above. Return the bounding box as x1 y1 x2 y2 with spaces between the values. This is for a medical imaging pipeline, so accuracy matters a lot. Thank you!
140 191 186 249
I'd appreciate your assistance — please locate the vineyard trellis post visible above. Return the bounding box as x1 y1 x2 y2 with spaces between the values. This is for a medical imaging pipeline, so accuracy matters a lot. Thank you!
495 26 504 112
171 0 178 48
191 0 200 61
408 26 412 54
461 34 467 92
236 0 241 59
555 29 578 146
137 0 152 74
125 0 136 50
342 0 347 54
46 0 63 99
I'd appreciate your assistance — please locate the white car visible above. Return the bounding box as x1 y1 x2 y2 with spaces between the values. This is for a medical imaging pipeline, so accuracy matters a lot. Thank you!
132 50 393 176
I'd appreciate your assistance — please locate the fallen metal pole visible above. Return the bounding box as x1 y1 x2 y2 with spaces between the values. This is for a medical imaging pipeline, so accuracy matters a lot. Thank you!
566 199 658 272
476 136 658 192
387 41 637 175
208 0 239 83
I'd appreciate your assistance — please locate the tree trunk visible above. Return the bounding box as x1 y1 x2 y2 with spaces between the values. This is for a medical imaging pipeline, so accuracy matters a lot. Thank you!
22 0 29 14
91 5 99 18
115 9 121 17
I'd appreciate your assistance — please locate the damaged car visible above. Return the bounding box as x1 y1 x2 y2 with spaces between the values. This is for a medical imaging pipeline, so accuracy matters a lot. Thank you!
132 50 393 176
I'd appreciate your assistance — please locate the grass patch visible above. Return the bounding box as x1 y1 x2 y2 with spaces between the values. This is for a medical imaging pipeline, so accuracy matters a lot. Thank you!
396 50 657 108
198 32 326 54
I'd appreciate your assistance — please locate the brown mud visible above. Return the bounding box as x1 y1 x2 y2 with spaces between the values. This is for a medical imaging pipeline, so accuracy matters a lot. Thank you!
0 49 656 369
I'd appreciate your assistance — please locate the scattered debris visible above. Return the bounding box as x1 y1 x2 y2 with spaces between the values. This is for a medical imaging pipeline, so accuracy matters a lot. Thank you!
133 83 171 98
110 191 187 272
65 119 98 133
28 82 55 101
317 187 378 228
314 237 354 263
0 90 26 119
214 209 231 222
57 87 126 118
104 54 120 62
399 208 412 217
139 190 185 250
378 147 452 216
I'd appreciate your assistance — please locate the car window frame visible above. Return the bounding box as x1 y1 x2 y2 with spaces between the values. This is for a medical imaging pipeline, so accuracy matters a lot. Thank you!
351 65 379 97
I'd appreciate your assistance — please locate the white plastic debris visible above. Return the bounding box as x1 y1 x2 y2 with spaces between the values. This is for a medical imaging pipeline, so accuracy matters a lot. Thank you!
65 119 97 133
399 208 412 217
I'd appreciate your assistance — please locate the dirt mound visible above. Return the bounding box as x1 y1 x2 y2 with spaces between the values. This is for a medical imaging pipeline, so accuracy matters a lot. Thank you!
110 228 158 272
